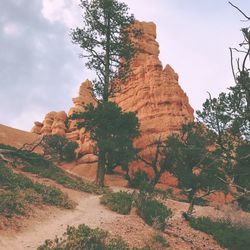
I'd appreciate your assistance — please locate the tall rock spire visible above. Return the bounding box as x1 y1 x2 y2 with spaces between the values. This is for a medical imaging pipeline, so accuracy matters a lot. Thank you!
113 21 194 162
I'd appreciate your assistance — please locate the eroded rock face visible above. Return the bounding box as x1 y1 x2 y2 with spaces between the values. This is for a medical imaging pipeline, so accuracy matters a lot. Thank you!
113 21 194 161
31 80 98 167
31 21 194 185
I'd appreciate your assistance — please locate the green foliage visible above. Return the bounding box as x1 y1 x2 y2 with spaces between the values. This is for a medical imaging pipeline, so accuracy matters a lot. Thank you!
33 184 73 209
0 162 74 218
128 170 150 189
235 143 250 190
71 0 139 100
76 102 139 171
42 135 78 162
38 224 130 250
0 191 26 217
135 192 172 231
196 16 250 204
150 232 169 248
237 194 250 212
133 232 169 250
189 216 250 250
0 143 17 151
163 122 227 200
0 143 107 194
22 164 108 195
72 101 139 186
100 191 133 215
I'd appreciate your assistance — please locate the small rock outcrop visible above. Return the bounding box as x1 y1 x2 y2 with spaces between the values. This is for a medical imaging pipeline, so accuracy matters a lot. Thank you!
31 80 98 168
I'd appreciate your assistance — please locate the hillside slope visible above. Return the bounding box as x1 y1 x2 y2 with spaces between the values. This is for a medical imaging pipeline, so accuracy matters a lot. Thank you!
0 124 39 148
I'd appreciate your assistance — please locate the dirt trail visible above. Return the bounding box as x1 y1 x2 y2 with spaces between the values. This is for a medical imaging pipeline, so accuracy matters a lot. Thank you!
0 173 153 250
0 190 123 250
0 172 232 250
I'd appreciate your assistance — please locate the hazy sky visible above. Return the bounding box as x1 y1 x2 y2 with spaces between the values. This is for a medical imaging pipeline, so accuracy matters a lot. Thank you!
1 0 250 131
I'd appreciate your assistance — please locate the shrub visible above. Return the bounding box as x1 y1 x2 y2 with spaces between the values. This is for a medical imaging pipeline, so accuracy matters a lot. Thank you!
237 194 250 212
100 191 133 215
38 224 130 250
129 170 150 189
142 232 169 249
1 143 107 194
0 162 74 218
189 216 250 250
42 135 78 162
0 191 26 217
106 237 130 250
23 164 108 195
33 184 74 209
135 193 172 231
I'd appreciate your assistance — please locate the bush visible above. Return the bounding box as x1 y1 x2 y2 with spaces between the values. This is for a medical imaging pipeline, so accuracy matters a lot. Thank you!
237 194 250 212
129 170 150 189
142 232 169 249
0 191 26 217
38 224 130 250
33 184 74 209
0 162 74 218
135 193 172 231
42 135 78 162
100 191 133 215
23 164 108 195
1 143 107 194
189 216 250 250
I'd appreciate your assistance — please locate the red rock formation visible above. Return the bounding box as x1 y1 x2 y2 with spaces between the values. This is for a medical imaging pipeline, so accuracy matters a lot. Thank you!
31 21 194 185
31 80 99 169
113 21 194 162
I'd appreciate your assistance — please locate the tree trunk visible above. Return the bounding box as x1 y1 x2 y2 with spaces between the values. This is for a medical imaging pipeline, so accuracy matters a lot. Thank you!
95 150 106 187
97 164 106 187
103 13 111 101
187 196 196 215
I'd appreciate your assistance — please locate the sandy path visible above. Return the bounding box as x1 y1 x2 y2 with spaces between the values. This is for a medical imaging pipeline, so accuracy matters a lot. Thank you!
0 172 232 250
0 191 123 250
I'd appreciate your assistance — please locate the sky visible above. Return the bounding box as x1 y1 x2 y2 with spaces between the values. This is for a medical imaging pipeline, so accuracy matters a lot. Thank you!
0 0 250 131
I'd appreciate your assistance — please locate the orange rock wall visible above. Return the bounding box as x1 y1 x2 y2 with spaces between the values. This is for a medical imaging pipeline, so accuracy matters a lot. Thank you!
113 21 194 161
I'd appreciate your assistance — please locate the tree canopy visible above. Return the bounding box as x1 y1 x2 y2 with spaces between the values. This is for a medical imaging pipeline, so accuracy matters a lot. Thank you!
74 102 139 186
71 0 140 101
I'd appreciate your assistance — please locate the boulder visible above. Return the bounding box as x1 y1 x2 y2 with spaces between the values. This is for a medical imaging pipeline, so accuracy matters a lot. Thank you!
78 154 98 164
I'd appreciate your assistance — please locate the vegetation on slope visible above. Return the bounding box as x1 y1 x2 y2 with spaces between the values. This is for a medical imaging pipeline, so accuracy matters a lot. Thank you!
38 223 168 250
0 161 74 218
189 216 250 250
100 191 133 215
0 143 108 195
38 224 131 250
101 191 172 231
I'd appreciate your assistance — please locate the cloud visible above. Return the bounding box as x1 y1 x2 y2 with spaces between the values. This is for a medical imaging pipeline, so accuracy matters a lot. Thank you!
1 0 250 132
41 0 81 28
0 0 86 131
3 22 25 37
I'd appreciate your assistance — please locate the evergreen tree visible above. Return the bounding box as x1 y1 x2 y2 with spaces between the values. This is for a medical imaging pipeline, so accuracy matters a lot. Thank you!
74 102 139 186
71 0 140 186
197 3 250 210
71 0 139 100
163 123 227 215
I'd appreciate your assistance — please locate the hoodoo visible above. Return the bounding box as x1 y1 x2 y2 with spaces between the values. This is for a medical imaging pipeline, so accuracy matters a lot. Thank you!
31 21 194 182
113 21 194 165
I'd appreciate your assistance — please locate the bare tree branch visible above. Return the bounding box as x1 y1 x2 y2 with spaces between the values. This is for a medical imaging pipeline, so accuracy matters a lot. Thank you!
229 2 250 20
230 48 237 82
